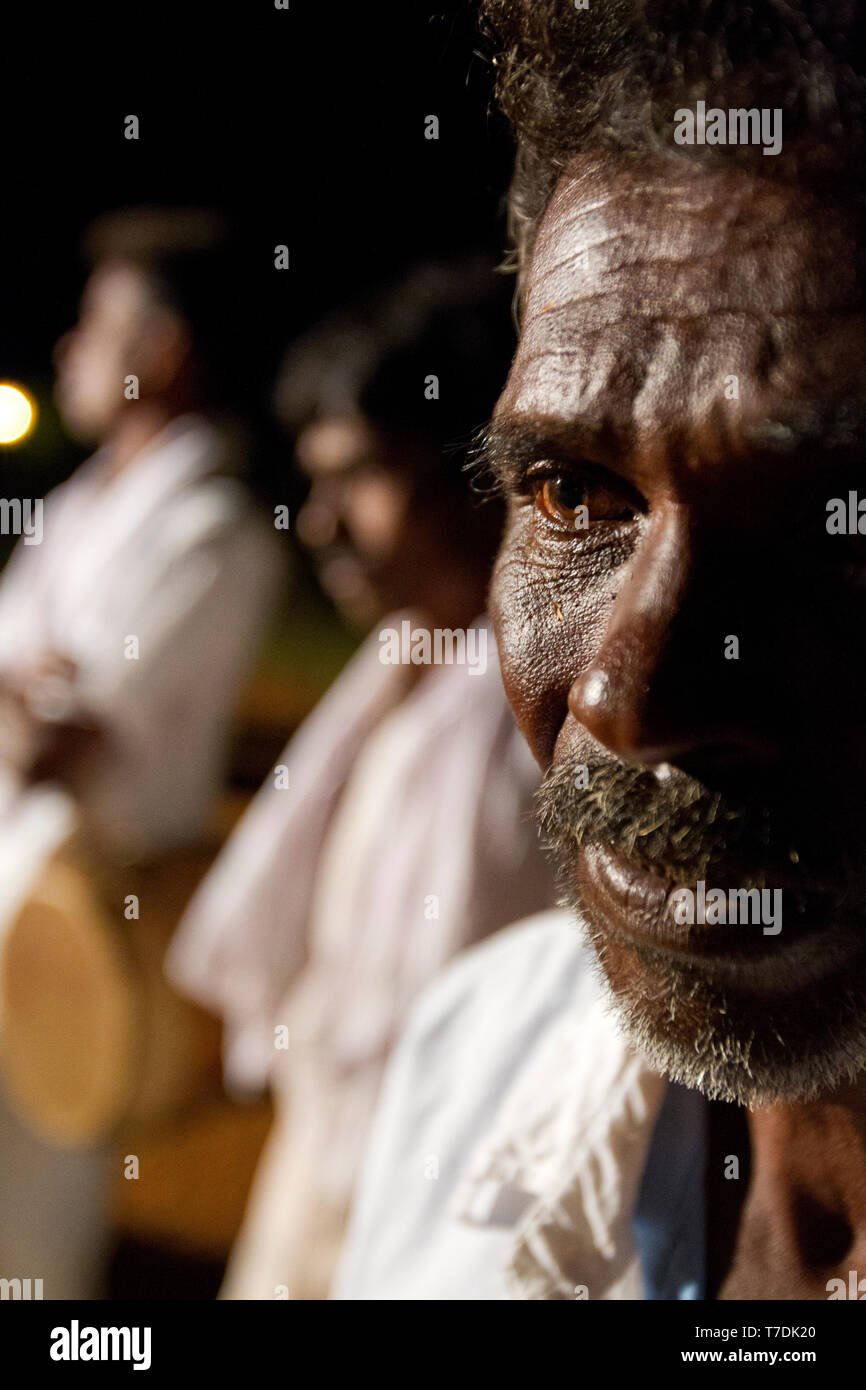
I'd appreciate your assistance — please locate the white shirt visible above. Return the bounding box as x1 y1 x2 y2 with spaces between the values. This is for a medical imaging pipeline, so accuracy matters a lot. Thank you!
168 618 554 1094
0 414 283 856
334 909 670 1300
0 415 285 1301
168 619 556 1299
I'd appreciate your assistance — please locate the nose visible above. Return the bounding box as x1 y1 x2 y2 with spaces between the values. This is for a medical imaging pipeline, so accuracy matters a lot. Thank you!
568 507 777 775
296 484 341 551
52 331 73 373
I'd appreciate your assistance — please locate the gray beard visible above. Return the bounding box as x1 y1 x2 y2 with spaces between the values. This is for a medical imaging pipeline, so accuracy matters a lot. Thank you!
538 757 866 1106
566 879 866 1107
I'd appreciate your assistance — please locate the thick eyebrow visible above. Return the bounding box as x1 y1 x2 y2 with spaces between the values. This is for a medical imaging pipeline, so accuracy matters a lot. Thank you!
473 415 612 494
474 396 866 495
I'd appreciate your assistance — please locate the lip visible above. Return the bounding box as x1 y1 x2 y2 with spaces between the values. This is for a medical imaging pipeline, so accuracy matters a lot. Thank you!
315 550 369 596
579 841 836 963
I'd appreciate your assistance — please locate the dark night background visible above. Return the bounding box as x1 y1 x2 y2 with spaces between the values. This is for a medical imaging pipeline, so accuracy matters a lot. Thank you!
1 4 514 515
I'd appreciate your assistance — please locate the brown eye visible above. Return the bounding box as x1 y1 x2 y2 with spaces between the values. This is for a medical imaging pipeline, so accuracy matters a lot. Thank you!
535 476 590 529
532 471 638 531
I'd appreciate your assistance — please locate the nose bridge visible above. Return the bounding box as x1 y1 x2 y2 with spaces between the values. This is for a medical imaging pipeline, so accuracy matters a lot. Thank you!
569 505 698 763
297 477 342 549
608 507 687 666
53 329 74 370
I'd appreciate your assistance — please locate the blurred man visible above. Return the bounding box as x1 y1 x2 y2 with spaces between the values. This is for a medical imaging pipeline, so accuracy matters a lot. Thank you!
335 1 866 1299
0 208 284 1297
0 208 283 878
167 258 556 1299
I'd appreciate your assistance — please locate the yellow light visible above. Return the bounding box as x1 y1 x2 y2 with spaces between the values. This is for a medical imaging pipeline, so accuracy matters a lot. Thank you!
0 384 35 445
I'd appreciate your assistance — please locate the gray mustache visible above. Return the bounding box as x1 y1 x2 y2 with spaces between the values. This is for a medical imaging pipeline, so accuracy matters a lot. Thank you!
535 758 852 896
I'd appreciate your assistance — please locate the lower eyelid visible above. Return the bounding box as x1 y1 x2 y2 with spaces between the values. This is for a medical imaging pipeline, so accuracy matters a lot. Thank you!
521 509 640 554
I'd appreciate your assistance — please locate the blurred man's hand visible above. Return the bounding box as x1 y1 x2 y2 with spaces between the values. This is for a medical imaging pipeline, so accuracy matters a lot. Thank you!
0 655 104 786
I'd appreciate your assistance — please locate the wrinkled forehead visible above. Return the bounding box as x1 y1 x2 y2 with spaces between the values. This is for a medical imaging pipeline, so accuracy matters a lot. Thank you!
499 154 866 465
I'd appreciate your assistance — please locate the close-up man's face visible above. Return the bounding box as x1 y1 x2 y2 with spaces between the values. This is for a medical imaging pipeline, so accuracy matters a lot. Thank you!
490 152 866 1107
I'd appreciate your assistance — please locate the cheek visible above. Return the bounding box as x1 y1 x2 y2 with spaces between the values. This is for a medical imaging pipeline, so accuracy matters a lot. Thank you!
492 510 613 767
74 328 127 400
346 476 409 558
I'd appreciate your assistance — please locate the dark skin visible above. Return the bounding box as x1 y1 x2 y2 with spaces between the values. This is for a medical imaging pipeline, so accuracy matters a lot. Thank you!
489 151 866 1297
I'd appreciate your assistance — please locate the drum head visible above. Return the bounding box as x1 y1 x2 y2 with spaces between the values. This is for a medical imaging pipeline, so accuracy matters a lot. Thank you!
0 855 136 1147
